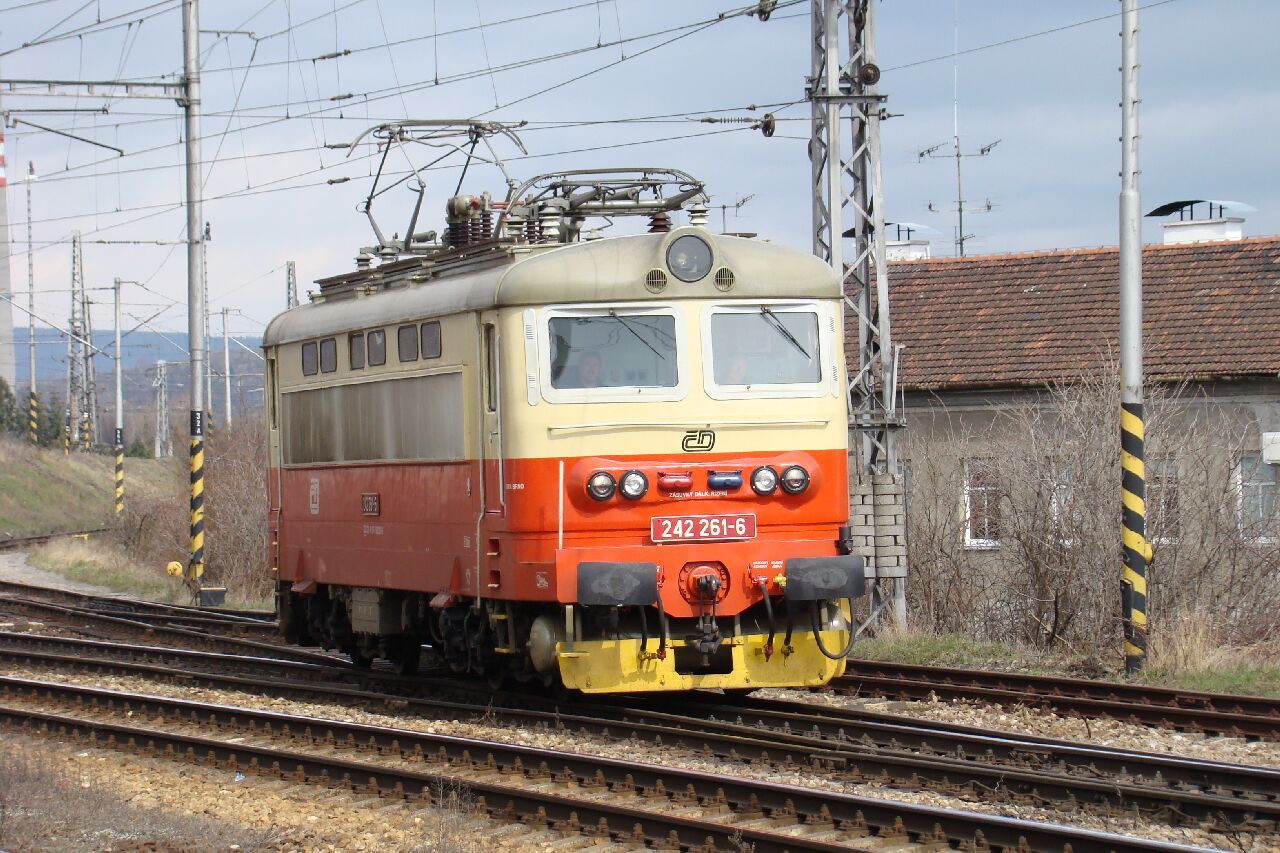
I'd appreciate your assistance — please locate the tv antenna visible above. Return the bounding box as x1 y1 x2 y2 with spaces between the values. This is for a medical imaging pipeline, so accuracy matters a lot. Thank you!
917 4 1000 257
710 193 755 233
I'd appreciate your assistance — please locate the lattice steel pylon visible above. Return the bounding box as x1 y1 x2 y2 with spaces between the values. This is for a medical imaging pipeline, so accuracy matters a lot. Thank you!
65 233 96 450
807 0 907 626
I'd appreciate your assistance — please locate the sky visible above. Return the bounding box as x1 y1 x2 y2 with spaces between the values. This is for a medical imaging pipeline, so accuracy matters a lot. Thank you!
2 0 1277 336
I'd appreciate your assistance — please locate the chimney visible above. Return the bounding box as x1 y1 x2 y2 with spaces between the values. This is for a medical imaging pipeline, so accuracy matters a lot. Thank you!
881 221 937 261
1146 199 1255 246
886 239 931 261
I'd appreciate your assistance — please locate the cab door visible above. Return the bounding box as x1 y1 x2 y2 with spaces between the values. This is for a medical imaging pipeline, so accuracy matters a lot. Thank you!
480 313 504 515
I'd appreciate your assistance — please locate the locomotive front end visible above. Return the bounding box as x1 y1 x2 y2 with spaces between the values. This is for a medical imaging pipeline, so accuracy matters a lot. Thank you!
495 226 865 693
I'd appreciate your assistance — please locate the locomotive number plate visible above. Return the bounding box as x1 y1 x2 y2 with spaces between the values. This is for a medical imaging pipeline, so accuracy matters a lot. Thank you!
651 513 756 543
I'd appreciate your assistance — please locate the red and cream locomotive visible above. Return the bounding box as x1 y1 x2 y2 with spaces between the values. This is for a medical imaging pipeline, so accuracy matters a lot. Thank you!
265 142 865 693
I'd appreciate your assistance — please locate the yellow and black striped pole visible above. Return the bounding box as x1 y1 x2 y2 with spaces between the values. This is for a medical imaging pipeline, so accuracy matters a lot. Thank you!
28 391 38 445
188 411 205 594
1119 0 1148 675
1121 402 1149 673
113 427 125 516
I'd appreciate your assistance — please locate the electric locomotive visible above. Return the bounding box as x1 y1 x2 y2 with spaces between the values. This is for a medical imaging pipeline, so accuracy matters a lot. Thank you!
265 158 866 694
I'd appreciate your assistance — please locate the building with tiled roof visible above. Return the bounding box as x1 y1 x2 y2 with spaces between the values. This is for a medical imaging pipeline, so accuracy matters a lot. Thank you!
873 231 1279 572
884 236 1280 393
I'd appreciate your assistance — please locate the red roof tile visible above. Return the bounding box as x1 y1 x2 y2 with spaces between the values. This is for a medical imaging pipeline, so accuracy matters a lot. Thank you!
869 237 1280 391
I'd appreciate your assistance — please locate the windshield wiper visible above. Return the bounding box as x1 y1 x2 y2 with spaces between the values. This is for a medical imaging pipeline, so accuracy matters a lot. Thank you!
608 309 667 361
759 307 811 360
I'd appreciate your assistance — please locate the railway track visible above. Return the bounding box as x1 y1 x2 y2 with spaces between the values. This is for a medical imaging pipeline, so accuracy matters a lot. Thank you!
0 527 110 552
0 578 275 631
0 674 1210 852
0 592 325 665
2 630 1277 835
836 661 1280 739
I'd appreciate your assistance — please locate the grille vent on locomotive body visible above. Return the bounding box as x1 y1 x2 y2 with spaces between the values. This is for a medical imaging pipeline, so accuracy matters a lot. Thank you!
311 168 713 303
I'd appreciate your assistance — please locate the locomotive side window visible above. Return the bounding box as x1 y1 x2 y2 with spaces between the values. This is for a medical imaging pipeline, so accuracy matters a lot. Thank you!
349 333 365 370
301 341 318 376
367 329 387 366
420 321 442 359
397 325 419 362
548 312 678 390
319 338 337 373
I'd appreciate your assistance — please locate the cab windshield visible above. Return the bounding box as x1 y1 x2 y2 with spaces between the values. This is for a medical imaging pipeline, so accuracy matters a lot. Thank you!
549 312 679 389
710 308 822 386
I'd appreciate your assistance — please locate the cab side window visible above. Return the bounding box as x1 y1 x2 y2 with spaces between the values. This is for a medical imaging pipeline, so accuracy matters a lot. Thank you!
420 321 442 359
367 329 387 366
349 332 365 370
397 325 419 362
319 338 337 373
301 341 318 376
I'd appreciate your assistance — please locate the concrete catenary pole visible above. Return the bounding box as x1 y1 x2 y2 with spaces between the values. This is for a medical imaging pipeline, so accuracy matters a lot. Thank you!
0 120 15 392
221 306 232 426
26 162 37 444
182 0 208 591
1119 0 1150 675
113 278 124 516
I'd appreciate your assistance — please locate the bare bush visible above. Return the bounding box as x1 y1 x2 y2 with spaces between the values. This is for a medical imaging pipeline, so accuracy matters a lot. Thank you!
205 414 272 604
904 370 1279 655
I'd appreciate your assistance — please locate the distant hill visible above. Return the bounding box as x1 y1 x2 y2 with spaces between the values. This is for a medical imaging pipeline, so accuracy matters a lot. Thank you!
9 329 263 386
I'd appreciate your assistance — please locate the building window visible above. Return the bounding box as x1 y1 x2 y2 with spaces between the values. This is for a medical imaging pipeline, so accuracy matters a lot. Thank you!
1238 452 1278 540
398 324 419 362
1147 455 1180 544
349 332 365 370
319 338 337 373
301 341 318 376
367 329 386 366
420 321 442 359
963 459 1000 548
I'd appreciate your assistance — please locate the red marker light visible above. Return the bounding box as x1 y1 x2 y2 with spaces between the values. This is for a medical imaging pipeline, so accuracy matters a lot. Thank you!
658 471 693 491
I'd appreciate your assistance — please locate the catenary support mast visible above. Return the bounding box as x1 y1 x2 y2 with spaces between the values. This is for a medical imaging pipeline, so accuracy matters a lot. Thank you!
26 162 37 444
1119 0 1149 675
113 278 124 516
807 0 906 627
182 0 208 592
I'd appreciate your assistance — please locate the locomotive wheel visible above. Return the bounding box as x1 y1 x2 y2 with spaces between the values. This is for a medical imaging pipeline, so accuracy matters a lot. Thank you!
484 661 507 691
393 642 421 676
349 648 374 670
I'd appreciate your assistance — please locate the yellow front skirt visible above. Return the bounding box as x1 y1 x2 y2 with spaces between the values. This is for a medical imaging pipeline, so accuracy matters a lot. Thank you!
556 630 850 693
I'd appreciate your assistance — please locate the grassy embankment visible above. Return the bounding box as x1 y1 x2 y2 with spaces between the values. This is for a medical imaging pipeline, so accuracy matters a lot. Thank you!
0 437 191 601
850 622 1280 699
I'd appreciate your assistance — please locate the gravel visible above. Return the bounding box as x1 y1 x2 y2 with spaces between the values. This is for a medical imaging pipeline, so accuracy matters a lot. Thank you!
6 662 1274 850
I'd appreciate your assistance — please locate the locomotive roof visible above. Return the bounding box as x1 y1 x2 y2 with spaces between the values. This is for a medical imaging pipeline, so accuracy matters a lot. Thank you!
262 227 840 347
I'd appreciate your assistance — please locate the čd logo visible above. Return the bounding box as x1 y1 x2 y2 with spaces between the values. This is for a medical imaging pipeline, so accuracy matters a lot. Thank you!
682 429 715 452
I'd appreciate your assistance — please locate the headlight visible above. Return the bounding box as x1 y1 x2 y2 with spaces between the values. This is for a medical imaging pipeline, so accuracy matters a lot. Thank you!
827 603 850 633
750 466 778 495
586 471 616 501
780 465 810 494
666 234 713 282
619 470 648 500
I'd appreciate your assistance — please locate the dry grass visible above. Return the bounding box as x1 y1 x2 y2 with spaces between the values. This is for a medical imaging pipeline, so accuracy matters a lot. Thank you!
1143 614 1280 698
26 538 189 603
0 738 272 851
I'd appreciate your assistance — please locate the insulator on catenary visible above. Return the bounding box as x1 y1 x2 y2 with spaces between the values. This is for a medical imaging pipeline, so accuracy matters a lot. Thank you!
648 212 673 233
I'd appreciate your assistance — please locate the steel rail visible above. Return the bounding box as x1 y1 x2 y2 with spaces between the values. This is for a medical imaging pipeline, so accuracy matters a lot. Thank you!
0 527 111 552
835 664 1280 739
0 675 1208 853
2 631 1277 829
844 661 1280 719
0 578 274 624
0 594 328 665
